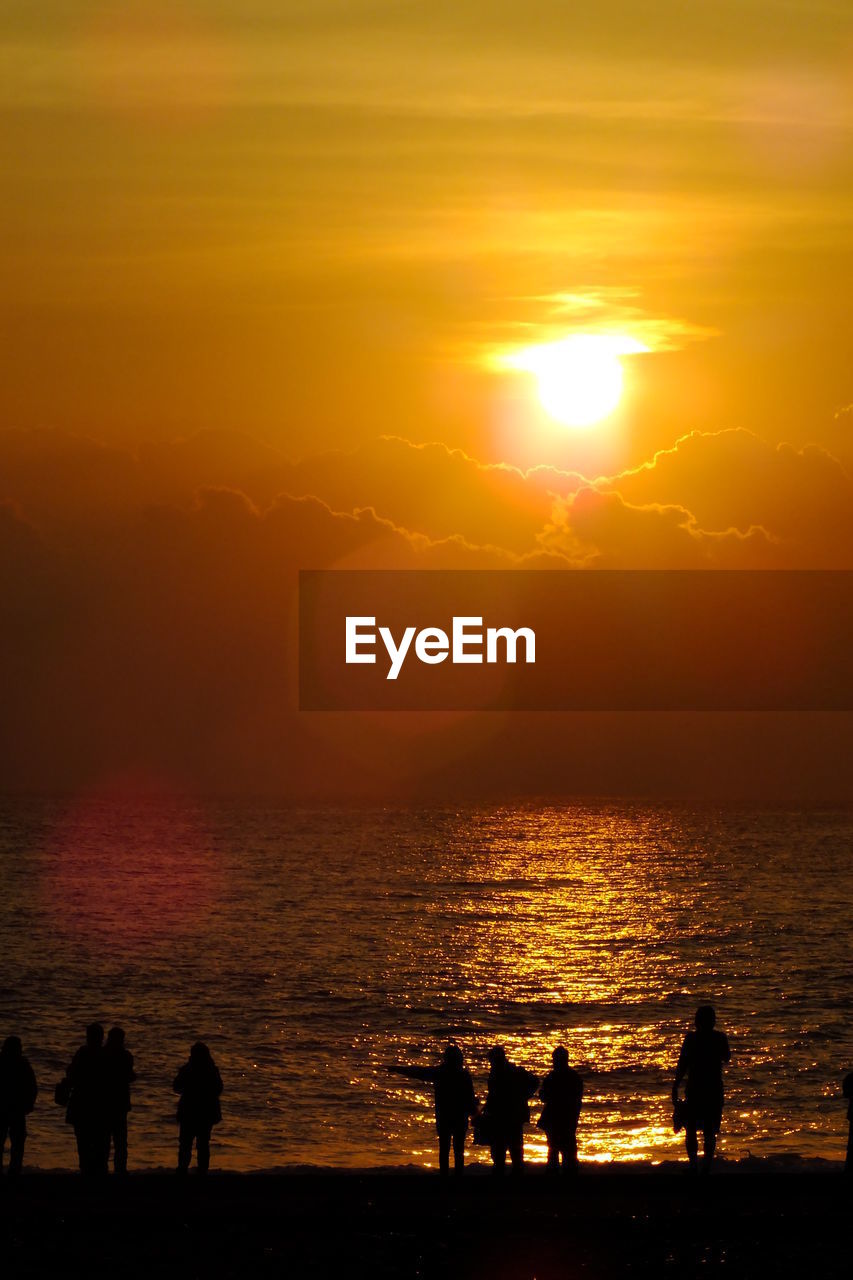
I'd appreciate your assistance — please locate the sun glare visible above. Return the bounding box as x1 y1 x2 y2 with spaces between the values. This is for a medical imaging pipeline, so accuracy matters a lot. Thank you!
502 334 648 428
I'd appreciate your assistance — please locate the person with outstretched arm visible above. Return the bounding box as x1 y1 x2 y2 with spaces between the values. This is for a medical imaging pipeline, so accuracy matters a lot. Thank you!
387 1043 478 1175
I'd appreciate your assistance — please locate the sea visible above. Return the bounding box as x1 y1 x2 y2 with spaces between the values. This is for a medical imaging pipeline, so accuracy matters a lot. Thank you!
0 797 851 1171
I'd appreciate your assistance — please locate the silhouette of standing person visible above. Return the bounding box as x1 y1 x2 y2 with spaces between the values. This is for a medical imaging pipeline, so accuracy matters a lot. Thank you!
173 1043 223 1175
538 1046 583 1172
0 1036 38 1177
843 1071 853 1173
387 1043 478 1176
64 1023 109 1176
484 1045 538 1175
672 1005 731 1172
104 1027 135 1175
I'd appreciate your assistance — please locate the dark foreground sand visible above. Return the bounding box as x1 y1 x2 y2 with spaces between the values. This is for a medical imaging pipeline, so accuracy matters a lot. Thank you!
2 1167 851 1279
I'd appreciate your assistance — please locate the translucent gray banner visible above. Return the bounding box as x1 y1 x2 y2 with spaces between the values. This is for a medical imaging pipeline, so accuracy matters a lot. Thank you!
299 570 853 711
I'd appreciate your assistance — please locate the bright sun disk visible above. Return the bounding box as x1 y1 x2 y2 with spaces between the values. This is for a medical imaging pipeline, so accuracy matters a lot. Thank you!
503 333 648 428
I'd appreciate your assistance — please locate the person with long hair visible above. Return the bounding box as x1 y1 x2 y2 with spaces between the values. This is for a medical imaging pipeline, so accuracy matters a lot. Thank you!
173 1042 223 1175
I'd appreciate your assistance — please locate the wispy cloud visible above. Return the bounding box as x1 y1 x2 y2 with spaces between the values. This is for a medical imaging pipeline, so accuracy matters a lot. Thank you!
480 289 718 366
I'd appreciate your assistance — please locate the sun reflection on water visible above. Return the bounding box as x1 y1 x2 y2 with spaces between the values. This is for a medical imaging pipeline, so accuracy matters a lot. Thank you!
1 800 851 1169
371 805 852 1167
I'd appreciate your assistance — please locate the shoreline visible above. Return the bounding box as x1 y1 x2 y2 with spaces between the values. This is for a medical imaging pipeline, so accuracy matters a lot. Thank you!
9 1152 848 1176
8 1146 850 1172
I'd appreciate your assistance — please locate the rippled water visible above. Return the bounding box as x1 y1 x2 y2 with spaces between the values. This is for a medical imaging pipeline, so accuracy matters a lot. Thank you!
0 796 851 1170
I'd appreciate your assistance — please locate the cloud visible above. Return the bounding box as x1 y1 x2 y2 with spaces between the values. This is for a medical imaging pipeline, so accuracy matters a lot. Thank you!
0 478 518 794
540 485 779 568
2 425 853 799
0 500 58 631
0 427 582 554
605 429 853 565
272 435 583 553
0 429 144 534
480 287 719 363
3 425 853 573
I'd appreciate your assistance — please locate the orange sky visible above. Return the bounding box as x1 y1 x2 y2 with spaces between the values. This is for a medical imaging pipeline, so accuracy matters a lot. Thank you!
2 2 853 798
2 1 852 472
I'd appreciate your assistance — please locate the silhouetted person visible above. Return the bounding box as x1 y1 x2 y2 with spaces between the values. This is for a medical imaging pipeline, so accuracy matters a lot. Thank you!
104 1027 135 1175
538 1046 583 1172
484 1045 538 1174
173 1043 223 1175
672 1005 731 1172
387 1043 478 1175
843 1071 853 1173
0 1036 38 1176
64 1023 110 1176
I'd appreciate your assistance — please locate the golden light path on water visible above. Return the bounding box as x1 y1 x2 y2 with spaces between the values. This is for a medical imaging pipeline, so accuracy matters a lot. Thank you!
370 807 851 1169
375 810 683 1164
1 798 850 1169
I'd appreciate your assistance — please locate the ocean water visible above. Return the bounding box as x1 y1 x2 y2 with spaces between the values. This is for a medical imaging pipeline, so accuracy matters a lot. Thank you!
0 796 851 1171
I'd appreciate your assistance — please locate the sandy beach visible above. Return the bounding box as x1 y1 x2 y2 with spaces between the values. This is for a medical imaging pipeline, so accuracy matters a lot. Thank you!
2 1165 850 1278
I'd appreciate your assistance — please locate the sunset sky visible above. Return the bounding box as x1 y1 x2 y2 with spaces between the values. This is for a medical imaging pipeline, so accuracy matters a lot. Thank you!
2 2 853 799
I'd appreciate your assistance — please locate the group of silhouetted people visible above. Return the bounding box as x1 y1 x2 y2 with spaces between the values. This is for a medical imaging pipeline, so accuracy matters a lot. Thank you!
56 1024 135 1175
0 1024 222 1177
389 1042 583 1176
389 1006 853 1178
2 1007 852 1178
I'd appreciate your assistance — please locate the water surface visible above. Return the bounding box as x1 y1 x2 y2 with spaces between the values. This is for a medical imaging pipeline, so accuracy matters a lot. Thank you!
0 798 850 1169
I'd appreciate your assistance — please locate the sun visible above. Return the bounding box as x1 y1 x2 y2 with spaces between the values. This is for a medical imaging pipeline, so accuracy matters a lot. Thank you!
502 333 648 428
